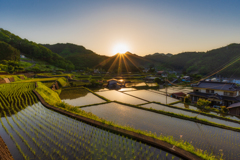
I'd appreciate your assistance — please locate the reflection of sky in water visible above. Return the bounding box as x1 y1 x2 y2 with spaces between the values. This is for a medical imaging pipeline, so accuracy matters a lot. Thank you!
118 88 136 92
172 103 240 121
96 90 146 105
126 90 179 104
125 82 157 87
141 103 240 128
82 102 240 160
60 89 105 106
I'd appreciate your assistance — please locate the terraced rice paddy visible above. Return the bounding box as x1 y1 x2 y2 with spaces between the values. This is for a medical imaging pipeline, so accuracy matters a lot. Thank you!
82 102 240 160
125 82 157 87
0 103 181 160
96 90 146 105
60 88 105 106
141 103 240 128
0 83 181 160
125 90 179 104
172 103 240 121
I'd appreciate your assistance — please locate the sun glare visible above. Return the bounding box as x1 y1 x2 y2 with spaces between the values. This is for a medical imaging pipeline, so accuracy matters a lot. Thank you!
113 43 129 55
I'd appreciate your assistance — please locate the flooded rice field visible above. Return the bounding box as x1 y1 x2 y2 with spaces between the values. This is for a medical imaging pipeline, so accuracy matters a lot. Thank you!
0 103 180 160
125 90 179 104
141 103 240 128
172 103 240 121
95 90 147 105
125 82 157 87
60 88 105 106
81 102 240 160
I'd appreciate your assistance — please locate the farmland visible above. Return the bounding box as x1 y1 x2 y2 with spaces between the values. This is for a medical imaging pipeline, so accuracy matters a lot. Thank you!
0 83 182 160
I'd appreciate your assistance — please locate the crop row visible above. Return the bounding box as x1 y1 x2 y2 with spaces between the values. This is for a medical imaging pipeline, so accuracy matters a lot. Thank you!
0 83 36 113
0 101 180 160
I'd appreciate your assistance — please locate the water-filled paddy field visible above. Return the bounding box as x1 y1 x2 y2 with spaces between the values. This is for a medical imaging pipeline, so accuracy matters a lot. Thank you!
60 88 106 106
95 90 147 105
172 103 240 121
0 103 180 160
125 90 179 104
141 103 240 128
125 82 158 87
82 102 240 160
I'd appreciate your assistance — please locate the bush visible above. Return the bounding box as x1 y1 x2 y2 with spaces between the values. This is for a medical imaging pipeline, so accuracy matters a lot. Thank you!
184 95 191 104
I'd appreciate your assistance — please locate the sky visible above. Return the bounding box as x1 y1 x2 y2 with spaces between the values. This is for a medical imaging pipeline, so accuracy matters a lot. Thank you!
1 0 240 56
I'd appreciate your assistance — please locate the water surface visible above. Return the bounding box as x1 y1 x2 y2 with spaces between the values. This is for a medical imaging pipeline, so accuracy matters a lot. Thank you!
82 102 240 160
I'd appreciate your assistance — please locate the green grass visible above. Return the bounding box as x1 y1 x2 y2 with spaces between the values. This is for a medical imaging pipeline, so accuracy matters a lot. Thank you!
19 61 33 68
57 77 68 87
14 78 58 83
35 82 61 105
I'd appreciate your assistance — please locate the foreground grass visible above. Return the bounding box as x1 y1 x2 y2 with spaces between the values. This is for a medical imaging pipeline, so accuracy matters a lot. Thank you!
34 82 221 160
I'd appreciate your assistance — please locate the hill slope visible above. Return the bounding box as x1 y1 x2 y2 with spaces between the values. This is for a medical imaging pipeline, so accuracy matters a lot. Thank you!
0 41 20 61
0 28 74 70
42 43 108 70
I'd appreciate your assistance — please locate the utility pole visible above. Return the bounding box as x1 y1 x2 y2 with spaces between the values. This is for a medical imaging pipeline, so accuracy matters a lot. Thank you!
165 76 168 104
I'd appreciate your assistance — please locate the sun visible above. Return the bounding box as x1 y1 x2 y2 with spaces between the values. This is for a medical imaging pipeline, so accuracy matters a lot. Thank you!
113 43 129 55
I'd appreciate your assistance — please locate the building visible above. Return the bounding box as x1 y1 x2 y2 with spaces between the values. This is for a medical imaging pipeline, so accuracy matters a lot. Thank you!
188 81 240 107
156 71 167 77
227 102 240 115
107 79 125 89
182 76 191 82
20 54 26 58
171 92 186 101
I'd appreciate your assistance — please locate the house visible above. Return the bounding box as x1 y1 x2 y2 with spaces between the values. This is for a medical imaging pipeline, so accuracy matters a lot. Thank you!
188 81 240 107
227 102 240 116
171 92 186 101
20 54 26 58
94 69 100 74
182 76 191 82
107 79 125 89
156 71 167 77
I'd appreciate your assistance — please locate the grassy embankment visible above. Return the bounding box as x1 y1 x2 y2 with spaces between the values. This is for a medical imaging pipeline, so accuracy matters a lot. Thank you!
34 82 221 160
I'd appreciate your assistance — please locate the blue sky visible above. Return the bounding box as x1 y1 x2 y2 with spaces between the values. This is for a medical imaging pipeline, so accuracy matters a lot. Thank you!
1 0 240 56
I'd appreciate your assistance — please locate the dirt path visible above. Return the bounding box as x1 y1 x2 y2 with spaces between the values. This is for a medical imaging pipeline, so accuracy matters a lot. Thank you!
0 136 13 160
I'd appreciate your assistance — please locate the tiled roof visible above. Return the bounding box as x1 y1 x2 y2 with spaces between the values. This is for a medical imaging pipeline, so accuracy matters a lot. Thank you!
192 81 240 91
188 92 240 102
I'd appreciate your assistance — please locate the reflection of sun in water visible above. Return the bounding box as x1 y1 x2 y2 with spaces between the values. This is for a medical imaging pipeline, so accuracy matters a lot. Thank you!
113 43 129 55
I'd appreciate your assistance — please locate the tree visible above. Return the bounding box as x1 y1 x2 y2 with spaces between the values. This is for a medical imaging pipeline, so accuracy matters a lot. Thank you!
184 95 191 104
197 98 211 107
154 77 163 84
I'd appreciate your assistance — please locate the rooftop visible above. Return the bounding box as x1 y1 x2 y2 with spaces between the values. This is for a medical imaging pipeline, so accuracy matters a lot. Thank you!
192 81 240 91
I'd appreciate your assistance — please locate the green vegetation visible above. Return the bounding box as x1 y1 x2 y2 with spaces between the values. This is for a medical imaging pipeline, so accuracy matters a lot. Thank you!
42 43 108 70
197 98 211 107
0 83 36 112
35 82 61 105
57 77 68 87
0 75 26 81
0 41 20 61
0 28 74 70
0 60 24 73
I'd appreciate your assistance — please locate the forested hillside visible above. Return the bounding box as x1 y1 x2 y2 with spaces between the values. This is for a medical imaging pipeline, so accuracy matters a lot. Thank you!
0 41 20 61
43 43 108 70
145 44 240 77
0 28 74 70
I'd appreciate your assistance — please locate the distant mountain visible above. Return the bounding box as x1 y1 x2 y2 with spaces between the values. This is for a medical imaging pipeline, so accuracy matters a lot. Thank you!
96 52 154 72
0 28 74 70
42 44 155 71
144 44 240 77
42 43 108 70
